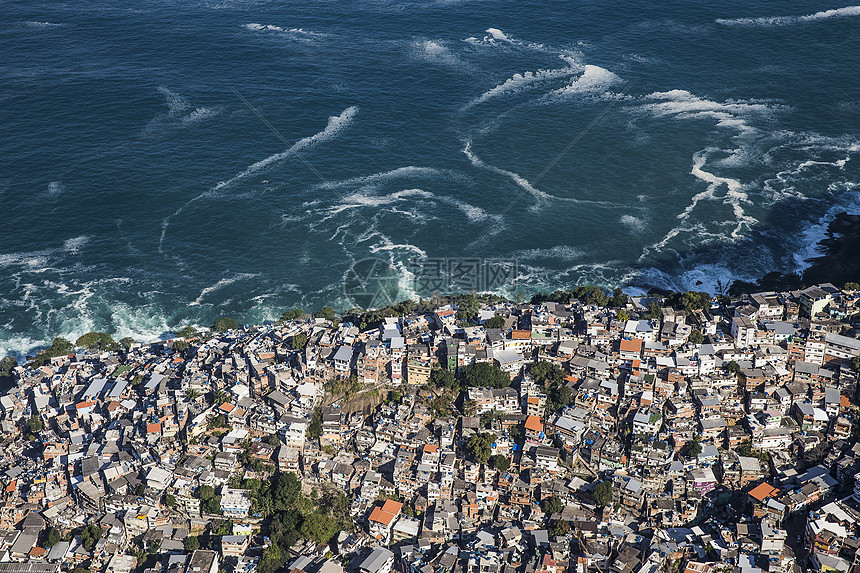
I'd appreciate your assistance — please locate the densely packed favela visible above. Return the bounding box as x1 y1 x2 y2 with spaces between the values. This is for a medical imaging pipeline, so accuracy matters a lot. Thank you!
1 283 860 573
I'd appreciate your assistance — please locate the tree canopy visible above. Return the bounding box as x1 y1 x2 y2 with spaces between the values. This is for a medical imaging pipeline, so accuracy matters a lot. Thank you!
466 432 496 465
280 308 305 322
76 332 120 352
211 317 239 332
489 454 510 472
459 362 511 389
593 480 612 507
542 495 564 515
482 316 506 329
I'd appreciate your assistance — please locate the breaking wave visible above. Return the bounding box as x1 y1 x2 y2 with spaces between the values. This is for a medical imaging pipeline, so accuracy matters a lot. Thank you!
716 5 860 26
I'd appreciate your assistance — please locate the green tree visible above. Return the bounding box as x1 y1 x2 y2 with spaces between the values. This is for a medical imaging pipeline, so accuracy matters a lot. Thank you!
542 495 564 515
173 340 189 353
177 325 198 339
572 286 608 307
593 480 612 507
483 316 506 329
135 483 146 496
314 307 338 322
689 330 704 345
430 367 457 390
466 432 496 465
46 528 60 548
455 295 481 322
666 291 711 312
290 333 308 350
489 455 510 472
529 362 566 388
76 332 118 352
0 357 18 382
27 415 42 434
688 434 702 458
459 362 511 389
197 485 215 500
211 317 239 332
280 308 305 322
119 337 136 350
644 300 662 319
844 282 860 292
549 520 571 537
80 524 103 551
727 361 741 375
184 536 200 552
266 434 282 447
852 356 860 372
164 494 177 508
611 287 628 308
212 390 229 406
307 406 322 439
617 309 629 323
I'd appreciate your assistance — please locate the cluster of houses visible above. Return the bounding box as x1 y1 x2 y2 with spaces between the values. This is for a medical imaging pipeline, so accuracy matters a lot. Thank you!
0 282 859 573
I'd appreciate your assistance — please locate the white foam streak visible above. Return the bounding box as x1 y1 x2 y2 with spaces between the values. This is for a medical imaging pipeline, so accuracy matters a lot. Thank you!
159 106 357 252
324 188 494 222
716 5 860 26
546 65 621 97
190 273 259 306
212 106 358 192
690 151 756 239
463 56 581 110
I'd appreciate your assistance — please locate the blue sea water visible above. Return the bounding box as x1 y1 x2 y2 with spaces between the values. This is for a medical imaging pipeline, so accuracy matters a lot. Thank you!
1 0 859 357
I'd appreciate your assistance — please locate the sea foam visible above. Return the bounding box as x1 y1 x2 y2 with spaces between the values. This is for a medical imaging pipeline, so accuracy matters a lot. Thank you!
716 5 860 26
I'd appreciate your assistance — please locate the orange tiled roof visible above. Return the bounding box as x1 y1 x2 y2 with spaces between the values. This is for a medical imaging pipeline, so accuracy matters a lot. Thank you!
512 330 531 339
749 482 779 502
620 338 643 352
524 415 543 432
146 423 162 434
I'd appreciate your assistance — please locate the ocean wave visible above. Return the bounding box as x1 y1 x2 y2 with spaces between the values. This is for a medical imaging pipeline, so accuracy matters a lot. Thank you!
462 140 611 209
463 55 582 110
689 150 756 239
25 21 63 28
47 181 64 196
160 106 358 252
637 89 780 133
243 23 329 40
511 245 584 261
212 106 358 192
322 187 495 223
0 236 89 269
412 40 474 72
190 273 260 306
545 65 621 98
620 214 645 232
308 166 464 192
716 5 860 27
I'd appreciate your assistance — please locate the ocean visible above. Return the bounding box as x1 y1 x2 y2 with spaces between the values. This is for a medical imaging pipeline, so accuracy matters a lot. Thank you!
1 0 859 358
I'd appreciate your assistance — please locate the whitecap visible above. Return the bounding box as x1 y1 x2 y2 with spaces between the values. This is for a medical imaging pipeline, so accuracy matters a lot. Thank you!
546 65 621 98
716 5 860 27
190 273 259 306
463 55 582 110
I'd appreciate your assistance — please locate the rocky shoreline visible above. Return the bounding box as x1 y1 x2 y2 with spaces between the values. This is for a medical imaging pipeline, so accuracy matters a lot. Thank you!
803 212 860 286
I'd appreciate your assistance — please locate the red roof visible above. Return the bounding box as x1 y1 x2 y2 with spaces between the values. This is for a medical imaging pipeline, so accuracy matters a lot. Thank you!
511 330 531 339
369 500 402 526
146 423 162 434
524 415 543 433
423 444 438 453
620 338 643 352
749 482 779 502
